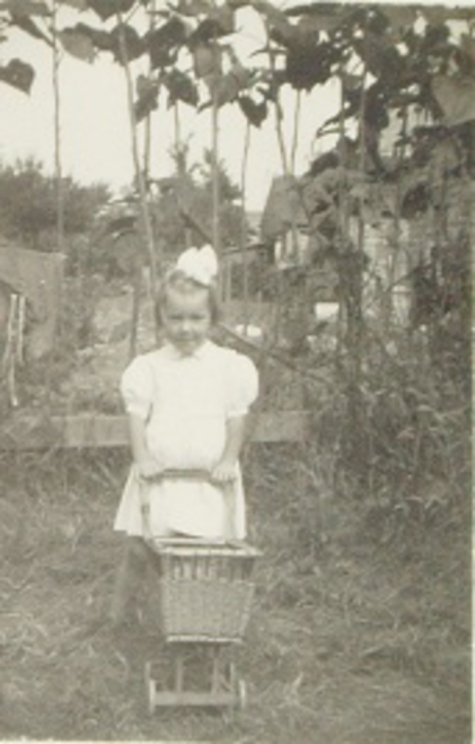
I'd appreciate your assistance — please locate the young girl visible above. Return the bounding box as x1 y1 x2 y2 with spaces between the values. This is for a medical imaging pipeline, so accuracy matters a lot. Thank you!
111 245 259 624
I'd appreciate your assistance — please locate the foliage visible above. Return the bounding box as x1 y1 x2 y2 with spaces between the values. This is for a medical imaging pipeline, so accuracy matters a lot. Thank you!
0 158 110 254
94 148 245 277
0 10 470 730
0 0 472 561
1 2 474 137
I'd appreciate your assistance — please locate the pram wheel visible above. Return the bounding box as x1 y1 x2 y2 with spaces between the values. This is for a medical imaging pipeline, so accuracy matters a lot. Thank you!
143 538 261 713
144 661 156 714
236 678 247 710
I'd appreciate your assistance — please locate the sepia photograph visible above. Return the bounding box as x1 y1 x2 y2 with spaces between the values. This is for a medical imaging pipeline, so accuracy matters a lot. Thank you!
0 0 471 742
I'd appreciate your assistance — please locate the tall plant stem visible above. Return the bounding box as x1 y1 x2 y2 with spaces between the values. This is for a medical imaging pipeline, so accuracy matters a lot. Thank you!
174 100 181 152
51 0 64 254
117 11 159 342
264 26 298 352
173 101 192 249
335 66 350 358
337 71 349 242
275 97 289 177
341 37 368 480
354 55 367 345
385 105 408 329
143 0 156 181
129 247 141 359
143 114 152 182
265 26 299 265
240 121 251 328
265 27 289 177
290 89 302 175
211 49 221 259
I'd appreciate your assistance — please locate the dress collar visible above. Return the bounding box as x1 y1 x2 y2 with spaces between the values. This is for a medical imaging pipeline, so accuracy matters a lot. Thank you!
163 340 213 361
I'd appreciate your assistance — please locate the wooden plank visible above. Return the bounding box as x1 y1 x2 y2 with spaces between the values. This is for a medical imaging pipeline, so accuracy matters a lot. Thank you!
0 411 311 450
151 689 236 707
0 244 64 358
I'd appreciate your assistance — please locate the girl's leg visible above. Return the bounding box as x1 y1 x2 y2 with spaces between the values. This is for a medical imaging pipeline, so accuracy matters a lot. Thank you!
110 536 151 625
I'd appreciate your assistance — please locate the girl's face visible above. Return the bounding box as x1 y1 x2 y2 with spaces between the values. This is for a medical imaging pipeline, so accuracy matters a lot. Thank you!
161 285 212 354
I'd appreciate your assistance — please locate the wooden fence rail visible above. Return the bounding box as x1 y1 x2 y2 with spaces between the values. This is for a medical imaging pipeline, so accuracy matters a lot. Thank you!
0 411 310 450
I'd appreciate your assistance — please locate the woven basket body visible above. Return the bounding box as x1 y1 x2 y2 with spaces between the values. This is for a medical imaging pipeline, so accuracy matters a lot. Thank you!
150 540 260 643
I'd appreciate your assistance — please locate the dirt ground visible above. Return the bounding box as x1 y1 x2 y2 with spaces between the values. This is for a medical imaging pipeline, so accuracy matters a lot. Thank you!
0 444 470 743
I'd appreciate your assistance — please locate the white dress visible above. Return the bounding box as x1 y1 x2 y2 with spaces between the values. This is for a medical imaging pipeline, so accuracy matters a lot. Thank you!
114 340 259 540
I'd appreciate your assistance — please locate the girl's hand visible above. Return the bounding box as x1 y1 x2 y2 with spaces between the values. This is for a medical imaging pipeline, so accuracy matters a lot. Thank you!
141 504 153 542
211 460 238 484
136 458 163 481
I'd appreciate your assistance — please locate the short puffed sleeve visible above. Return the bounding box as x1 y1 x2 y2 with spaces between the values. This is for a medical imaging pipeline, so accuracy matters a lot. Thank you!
225 351 259 418
120 355 154 420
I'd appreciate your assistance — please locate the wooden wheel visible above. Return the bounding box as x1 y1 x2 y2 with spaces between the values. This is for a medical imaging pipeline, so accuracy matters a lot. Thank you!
144 661 156 715
236 678 247 710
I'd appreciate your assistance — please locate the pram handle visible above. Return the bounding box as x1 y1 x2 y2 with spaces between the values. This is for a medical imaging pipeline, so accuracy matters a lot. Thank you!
140 468 243 545
144 468 214 482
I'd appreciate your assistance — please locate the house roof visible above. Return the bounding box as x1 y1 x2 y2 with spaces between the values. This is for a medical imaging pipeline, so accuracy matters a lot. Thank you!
261 176 309 241
0 234 16 250
246 210 262 237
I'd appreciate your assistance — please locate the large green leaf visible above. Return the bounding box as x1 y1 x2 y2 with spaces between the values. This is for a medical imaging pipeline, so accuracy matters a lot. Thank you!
400 176 430 219
364 83 390 131
62 22 114 53
163 68 198 107
87 0 135 21
200 60 250 109
188 3 235 45
286 39 339 90
460 34 475 66
134 75 159 122
59 0 89 9
147 16 188 69
255 69 284 103
295 13 325 40
352 32 403 84
10 13 52 45
110 23 144 63
432 74 475 127
252 0 298 47
173 0 212 15
381 5 417 34
0 58 34 92
0 1 49 15
63 21 143 62
59 29 95 62
192 42 221 78
238 94 267 127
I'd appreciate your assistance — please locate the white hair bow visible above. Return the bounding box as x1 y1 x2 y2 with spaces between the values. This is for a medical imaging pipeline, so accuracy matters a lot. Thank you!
175 245 218 286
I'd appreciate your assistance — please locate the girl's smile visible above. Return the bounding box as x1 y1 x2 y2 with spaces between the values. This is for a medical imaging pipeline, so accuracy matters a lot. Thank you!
161 286 212 354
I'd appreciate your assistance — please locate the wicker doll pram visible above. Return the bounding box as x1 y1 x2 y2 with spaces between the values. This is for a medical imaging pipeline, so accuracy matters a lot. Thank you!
142 471 261 711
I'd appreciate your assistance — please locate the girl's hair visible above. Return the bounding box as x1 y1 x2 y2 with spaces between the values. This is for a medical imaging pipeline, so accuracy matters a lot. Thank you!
154 269 220 327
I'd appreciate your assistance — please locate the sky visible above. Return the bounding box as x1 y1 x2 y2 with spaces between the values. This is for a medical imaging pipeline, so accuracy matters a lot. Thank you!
0 2 340 211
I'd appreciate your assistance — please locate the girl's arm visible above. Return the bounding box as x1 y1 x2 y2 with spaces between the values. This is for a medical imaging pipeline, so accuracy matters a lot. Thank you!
127 413 162 480
127 413 159 538
211 415 248 483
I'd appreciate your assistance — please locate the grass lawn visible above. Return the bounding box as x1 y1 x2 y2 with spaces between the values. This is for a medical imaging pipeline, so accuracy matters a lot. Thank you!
0 445 470 742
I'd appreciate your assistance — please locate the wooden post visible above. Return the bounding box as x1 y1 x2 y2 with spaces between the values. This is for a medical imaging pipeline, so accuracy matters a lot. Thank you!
211 34 221 260
51 0 64 256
